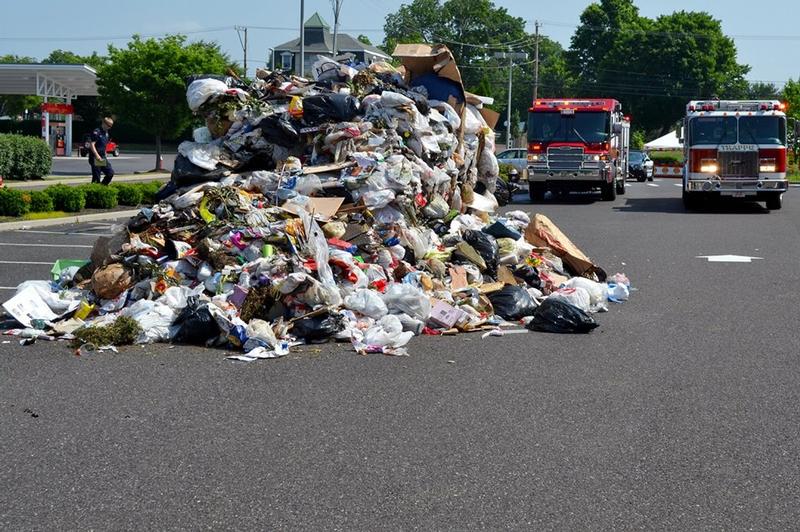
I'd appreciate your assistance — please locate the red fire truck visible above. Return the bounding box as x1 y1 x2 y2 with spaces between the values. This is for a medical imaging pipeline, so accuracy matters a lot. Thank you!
526 99 630 202
681 100 795 210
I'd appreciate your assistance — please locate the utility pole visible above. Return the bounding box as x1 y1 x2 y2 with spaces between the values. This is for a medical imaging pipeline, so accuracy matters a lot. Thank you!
494 51 528 149
331 0 343 58
235 26 248 78
533 20 540 102
300 0 306 77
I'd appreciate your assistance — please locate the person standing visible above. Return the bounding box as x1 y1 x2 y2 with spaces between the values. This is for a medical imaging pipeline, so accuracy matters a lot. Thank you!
88 117 115 185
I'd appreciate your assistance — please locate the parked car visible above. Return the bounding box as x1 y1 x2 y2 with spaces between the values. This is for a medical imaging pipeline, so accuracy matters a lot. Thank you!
79 138 120 158
496 148 528 176
628 150 654 181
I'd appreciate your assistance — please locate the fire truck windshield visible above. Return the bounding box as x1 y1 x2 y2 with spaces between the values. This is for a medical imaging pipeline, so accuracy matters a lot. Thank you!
689 115 786 146
527 111 610 144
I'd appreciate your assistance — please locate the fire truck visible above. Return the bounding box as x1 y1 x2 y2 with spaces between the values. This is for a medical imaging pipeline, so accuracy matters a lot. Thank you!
526 99 630 202
681 100 795 210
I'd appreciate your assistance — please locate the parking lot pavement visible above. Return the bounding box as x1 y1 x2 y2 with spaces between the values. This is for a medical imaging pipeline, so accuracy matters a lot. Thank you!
0 222 115 291
50 153 176 177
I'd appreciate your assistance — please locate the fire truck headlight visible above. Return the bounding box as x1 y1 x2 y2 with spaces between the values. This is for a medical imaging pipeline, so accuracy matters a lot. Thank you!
700 159 719 173
759 158 776 173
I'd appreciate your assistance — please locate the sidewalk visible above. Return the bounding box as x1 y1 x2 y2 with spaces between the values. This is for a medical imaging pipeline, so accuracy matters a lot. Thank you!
5 173 170 190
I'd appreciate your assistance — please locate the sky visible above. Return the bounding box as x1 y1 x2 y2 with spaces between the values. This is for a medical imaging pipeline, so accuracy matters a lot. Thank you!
1 0 798 87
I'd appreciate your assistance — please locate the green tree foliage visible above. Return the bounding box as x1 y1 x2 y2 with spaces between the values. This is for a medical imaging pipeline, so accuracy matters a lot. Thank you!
357 34 373 46
747 82 780 99
568 2 750 135
783 79 800 159
631 130 645 150
97 35 233 170
42 49 108 123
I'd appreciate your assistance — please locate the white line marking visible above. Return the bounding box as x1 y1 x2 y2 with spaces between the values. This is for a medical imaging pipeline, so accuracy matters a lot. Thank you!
646 183 660 187
0 260 54 265
674 183 683 187
16 230 110 237
0 242 93 248
0 286 18 290
696 254 764 263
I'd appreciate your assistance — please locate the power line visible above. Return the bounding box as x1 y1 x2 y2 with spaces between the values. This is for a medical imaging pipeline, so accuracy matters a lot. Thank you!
0 26 233 42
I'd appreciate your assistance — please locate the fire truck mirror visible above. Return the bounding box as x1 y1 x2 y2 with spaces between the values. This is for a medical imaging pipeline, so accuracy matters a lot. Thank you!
612 123 624 135
676 126 684 144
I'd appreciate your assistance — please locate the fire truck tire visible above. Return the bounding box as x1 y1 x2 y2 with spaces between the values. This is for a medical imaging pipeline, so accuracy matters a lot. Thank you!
765 193 782 210
529 183 546 202
601 181 617 201
682 189 700 210
616 178 626 195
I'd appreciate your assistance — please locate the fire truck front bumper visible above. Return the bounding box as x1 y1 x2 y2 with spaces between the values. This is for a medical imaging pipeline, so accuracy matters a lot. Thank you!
527 165 610 184
685 177 788 196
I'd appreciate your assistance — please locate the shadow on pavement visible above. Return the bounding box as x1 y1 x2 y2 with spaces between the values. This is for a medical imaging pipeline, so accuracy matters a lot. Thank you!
614 196 771 214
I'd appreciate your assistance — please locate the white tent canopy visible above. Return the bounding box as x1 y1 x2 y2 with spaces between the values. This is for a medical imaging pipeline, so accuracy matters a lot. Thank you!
644 130 682 151
0 64 98 156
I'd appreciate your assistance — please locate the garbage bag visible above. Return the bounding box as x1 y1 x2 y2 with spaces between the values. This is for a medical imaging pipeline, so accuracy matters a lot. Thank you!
91 263 132 300
382 283 431 321
171 153 228 187
259 114 300 147
171 297 221 345
563 277 609 312
527 299 598 334
344 289 388 319
483 220 521 240
302 93 360 124
121 300 175 344
513 265 542 289
548 287 592 313
186 78 228 112
291 311 345 341
463 229 498 272
363 315 414 348
487 285 538 321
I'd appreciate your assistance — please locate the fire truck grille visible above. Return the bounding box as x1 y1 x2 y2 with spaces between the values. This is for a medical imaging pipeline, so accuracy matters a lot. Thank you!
547 147 584 170
718 151 758 178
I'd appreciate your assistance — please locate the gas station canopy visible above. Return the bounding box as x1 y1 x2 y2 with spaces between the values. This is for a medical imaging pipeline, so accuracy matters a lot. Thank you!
0 63 98 97
0 64 98 156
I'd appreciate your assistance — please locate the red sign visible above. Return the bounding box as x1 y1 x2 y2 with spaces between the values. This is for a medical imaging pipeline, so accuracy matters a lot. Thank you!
40 103 74 115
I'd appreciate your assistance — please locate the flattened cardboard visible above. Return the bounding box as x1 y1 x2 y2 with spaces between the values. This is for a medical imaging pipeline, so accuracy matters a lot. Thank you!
525 214 597 277
280 197 345 221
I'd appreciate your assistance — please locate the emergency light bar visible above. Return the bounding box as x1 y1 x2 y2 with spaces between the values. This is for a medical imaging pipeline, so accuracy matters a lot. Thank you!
687 100 786 113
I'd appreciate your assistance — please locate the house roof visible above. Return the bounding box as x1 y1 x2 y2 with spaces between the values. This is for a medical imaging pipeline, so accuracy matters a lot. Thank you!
305 12 330 29
273 32 390 59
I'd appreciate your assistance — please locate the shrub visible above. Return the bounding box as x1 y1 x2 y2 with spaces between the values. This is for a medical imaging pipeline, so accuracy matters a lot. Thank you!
112 183 144 206
139 180 164 204
28 190 54 212
0 187 31 217
45 184 86 212
81 183 118 209
0 134 52 180
649 152 683 165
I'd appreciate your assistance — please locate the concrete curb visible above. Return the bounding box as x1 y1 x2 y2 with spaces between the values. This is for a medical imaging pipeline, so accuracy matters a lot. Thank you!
0 209 139 232
5 174 169 189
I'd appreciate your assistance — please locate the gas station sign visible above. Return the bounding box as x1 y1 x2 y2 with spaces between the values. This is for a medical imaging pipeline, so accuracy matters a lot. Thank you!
40 102 74 114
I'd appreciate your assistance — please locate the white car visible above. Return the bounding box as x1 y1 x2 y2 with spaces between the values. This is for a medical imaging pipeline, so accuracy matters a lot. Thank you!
496 148 528 176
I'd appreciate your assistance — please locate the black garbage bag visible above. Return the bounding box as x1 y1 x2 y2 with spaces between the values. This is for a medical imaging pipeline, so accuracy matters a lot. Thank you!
527 299 598 334
259 114 300 147
171 297 221 345
463 229 498 272
513 265 542 289
302 93 360 124
291 311 345 341
171 153 229 188
483 220 521 240
487 285 538 321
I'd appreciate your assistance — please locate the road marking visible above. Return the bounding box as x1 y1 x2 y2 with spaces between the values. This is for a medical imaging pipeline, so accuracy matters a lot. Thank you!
0 286 18 291
0 242 93 248
696 254 764 263
0 260 54 265
15 230 110 237
646 183 660 187
674 183 683 187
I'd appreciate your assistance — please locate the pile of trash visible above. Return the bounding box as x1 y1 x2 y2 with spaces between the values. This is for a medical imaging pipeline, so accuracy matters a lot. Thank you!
1 45 632 360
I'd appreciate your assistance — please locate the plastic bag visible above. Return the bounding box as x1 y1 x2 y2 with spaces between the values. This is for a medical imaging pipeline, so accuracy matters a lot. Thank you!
186 78 228 112
363 315 414 348
259 114 300 147
382 283 432 321
171 154 228 187
607 282 630 302
291 311 345 341
171 297 221 345
344 289 388 319
512 265 542 289
548 287 591 313
121 300 175 344
177 141 221 171
463 229 498 272
528 298 598 334
487 285 538 321
302 93 360 123
563 277 609 312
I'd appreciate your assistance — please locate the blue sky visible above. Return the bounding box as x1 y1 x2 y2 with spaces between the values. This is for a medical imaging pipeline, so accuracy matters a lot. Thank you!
1 0 797 87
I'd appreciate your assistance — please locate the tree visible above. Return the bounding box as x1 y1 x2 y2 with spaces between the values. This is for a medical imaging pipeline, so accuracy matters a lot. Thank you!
97 35 234 171
0 55 41 118
783 78 800 160
357 34 372 46
631 130 645 150
747 82 780 99
41 50 108 124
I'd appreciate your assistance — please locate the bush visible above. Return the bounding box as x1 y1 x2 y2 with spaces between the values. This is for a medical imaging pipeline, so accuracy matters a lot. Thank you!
44 184 86 212
139 180 164 204
111 183 144 206
0 134 52 180
28 190 54 212
649 152 683 164
0 187 31 217
80 183 118 209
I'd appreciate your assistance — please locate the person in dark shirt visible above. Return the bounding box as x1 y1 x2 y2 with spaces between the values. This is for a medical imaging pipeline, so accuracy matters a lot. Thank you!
88 117 115 185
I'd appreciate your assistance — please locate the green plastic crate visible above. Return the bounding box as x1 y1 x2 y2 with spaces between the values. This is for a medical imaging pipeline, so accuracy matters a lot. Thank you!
50 259 90 281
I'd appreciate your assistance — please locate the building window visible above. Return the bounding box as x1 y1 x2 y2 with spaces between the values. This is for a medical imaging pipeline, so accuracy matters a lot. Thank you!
280 52 293 70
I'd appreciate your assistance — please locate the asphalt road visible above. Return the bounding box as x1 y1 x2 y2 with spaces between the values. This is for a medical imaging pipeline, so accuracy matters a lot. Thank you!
51 152 176 176
3 180 800 529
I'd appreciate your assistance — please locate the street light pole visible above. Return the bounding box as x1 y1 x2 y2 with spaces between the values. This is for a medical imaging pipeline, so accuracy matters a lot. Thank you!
493 51 528 149
300 0 306 77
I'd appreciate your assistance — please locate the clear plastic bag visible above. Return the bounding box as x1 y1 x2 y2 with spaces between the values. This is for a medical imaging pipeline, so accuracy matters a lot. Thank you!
382 283 432 321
